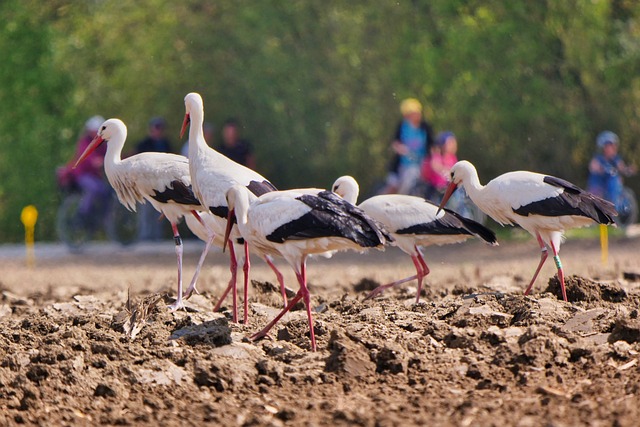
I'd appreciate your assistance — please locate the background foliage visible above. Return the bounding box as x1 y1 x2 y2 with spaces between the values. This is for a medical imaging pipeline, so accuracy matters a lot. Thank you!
1 0 639 241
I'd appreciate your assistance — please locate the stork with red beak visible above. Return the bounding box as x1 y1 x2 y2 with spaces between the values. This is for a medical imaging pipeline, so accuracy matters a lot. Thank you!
331 176 498 303
438 160 617 301
181 92 281 324
223 184 392 351
74 118 207 310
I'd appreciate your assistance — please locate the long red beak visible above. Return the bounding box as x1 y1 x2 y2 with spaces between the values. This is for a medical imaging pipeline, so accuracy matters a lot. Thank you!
222 208 236 253
73 135 104 169
437 181 458 214
180 113 190 139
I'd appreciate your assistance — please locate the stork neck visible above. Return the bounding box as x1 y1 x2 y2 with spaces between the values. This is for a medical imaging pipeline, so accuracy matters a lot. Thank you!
342 182 359 205
104 130 126 171
233 189 251 230
187 106 208 158
460 167 484 203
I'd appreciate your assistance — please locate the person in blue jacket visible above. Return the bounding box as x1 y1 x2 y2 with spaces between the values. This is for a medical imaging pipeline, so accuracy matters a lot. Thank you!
587 130 636 211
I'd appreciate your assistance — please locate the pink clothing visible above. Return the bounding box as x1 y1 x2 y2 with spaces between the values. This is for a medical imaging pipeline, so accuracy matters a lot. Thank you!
422 152 458 190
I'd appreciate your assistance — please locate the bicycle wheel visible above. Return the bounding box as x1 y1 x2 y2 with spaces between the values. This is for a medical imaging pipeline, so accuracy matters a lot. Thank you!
617 187 638 226
56 193 91 252
105 195 139 246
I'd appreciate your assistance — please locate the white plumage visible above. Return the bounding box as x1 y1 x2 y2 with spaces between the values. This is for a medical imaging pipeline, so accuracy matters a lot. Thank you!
225 184 392 351
182 92 278 324
332 176 497 302
440 160 617 301
73 118 204 310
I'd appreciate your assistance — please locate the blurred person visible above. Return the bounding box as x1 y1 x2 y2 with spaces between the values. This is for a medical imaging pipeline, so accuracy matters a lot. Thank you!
421 131 459 200
587 130 637 212
67 115 110 225
135 117 174 241
217 118 256 169
181 122 215 157
381 98 433 194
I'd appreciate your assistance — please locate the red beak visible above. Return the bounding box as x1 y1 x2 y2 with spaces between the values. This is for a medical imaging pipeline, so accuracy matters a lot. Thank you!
73 134 104 169
437 181 458 214
222 208 236 253
180 113 190 139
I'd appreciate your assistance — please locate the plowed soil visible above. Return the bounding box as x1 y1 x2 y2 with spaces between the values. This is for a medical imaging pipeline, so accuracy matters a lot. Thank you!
1 236 639 426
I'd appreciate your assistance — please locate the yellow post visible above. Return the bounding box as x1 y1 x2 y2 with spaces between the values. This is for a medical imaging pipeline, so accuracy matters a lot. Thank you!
599 224 608 265
20 205 38 267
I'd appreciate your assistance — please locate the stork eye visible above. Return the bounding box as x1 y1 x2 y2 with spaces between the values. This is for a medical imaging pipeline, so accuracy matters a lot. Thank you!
101 125 106 131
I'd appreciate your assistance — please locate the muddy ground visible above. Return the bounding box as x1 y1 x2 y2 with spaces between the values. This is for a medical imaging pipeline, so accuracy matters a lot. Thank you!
1 235 639 426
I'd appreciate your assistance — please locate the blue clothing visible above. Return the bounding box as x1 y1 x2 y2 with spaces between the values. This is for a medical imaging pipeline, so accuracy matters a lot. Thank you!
587 154 624 207
397 120 428 168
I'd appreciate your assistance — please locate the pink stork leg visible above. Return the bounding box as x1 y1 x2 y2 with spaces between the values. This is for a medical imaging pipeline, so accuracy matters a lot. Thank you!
251 256 318 351
242 242 250 324
168 222 185 311
184 211 214 299
212 240 239 323
549 240 567 302
264 255 288 308
364 246 429 302
523 232 548 296
413 248 430 304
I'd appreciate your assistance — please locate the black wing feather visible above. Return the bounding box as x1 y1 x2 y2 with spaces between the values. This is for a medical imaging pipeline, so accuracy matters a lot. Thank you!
397 206 497 245
151 180 200 206
267 191 393 247
247 180 277 196
513 176 617 224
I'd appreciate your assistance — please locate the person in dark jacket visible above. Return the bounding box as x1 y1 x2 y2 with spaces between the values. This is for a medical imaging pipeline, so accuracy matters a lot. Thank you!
218 118 256 169
135 117 174 241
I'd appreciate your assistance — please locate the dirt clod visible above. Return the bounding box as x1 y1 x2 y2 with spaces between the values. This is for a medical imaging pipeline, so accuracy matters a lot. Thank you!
545 275 627 302
1 241 639 426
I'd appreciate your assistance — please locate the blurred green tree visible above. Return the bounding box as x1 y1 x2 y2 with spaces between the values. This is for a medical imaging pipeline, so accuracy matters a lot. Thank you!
0 0 638 242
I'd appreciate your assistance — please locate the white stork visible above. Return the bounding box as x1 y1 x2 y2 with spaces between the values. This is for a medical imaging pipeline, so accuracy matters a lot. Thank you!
73 119 206 311
224 184 392 351
439 160 617 301
331 176 498 303
181 92 281 324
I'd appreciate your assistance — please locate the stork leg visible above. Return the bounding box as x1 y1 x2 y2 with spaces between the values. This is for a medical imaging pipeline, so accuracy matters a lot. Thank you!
184 211 214 299
251 257 317 351
364 247 430 302
523 232 548 297
168 222 185 311
296 259 317 351
550 240 567 302
413 248 430 304
363 274 420 301
212 241 239 323
264 255 288 308
242 242 250 324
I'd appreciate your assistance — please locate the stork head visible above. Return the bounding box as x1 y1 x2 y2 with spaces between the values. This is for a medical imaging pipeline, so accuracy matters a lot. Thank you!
437 160 476 214
181 92 204 139
73 118 126 169
331 175 359 205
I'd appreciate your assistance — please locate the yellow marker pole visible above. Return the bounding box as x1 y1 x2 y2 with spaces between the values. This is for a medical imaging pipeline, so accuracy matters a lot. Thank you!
599 224 608 265
20 205 38 268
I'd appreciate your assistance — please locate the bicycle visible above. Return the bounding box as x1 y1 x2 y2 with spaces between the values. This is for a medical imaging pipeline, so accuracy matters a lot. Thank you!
56 168 139 252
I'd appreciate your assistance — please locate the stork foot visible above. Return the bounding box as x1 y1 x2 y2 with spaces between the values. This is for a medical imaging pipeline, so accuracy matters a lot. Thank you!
363 283 395 301
168 299 186 312
183 284 200 299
